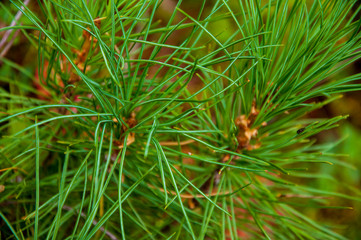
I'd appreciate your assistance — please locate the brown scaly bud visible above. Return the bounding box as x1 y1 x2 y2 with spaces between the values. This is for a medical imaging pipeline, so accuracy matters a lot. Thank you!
234 101 266 151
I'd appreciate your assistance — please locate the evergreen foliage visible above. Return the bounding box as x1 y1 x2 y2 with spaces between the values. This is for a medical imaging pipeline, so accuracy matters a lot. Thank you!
1 0 361 239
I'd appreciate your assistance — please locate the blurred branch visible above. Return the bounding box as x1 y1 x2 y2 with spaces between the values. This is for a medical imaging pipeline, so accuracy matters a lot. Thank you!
0 0 30 58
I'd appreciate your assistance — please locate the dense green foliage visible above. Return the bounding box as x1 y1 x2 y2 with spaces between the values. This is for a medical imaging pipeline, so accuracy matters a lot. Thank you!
1 0 361 239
